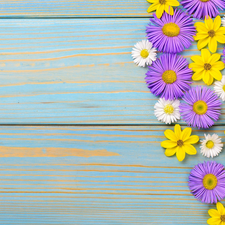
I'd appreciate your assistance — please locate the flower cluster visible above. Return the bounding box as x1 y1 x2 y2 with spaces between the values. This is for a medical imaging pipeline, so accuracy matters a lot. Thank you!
131 0 225 222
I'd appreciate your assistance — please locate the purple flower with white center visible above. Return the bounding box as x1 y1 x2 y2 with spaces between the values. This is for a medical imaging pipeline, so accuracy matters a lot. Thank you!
189 161 225 204
146 9 196 54
145 54 192 100
181 0 225 19
180 86 221 129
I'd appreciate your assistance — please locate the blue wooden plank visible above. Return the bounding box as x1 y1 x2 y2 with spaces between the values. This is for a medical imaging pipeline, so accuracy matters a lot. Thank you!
0 125 223 224
0 19 224 124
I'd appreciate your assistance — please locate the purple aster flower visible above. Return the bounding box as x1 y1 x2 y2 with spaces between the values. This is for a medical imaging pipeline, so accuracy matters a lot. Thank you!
189 161 225 204
146 9 196 54
181 0 225 19
180 86 221 129
145 54 192 100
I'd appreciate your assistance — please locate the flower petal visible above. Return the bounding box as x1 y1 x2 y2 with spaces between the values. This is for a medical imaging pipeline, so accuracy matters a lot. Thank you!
217 202 225 215
213 15 221 31
183 144 197 155
191 55 204 65
208 209 220 218
201 49 211 62
212 61 225 70
205 16 213 30
176 147 185 162
185 135 199 144
209 68 223 81
147 3 159 12
174 124 181 139
161 140 177 148
156 4 164 18
164 4 174 15
209 53 221 64
215 34 225 44
192 70 204 80
208 37 217 53
166 0 179 6
197 37 209 50
164 129 177 141
181 127 192 141
207 217 221 225
195 22 208 32
165 146 177 157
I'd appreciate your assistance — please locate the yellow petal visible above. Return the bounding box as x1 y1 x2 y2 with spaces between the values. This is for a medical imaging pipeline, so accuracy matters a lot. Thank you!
208 37 217 53
164 4 174 15
183 144 197 155
174 124 181 139
208 209 220 217
194 33 209 40
209 53 221 64
207 217 221 225
165 146 177 157
192 69 204 80
161 140 177 148
215 34 225 44
166 0 179 6
217 27 225 35
195 22 208 32
213 15 221 31
191 55 204 65
181 127 192 141
176 147 185 162
189 63 203 71
185 135 199 144
147 3 159 12
164 129 177 141
201 49 211 62
203 71 210 85
147 0 158 3
217 202 225 215
212 61 225 70
197 37 209 50
209 68 222 81
205 16 213 30
156 4 164 18
207 75 214 85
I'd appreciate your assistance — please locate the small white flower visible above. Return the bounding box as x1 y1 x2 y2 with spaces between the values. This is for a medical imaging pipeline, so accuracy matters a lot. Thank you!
154 98 180 124
131 40 157 67
222 16 225 27
214 75 225 101
200 134 223 158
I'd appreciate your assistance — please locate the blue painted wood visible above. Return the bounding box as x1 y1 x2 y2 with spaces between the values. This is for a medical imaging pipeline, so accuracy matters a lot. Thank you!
0 19 223 124
0 125 223 224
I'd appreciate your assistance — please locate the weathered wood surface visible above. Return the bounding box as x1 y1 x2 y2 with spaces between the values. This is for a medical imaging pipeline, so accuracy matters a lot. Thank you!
0 0 224 18
0 19 224 124
0 125 223 224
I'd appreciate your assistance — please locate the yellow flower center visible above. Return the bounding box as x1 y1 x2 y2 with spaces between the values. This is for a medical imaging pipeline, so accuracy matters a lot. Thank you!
204 63 212 70
140 49 149 59
200 0 210 2
164 104 174 114
203 174 217 190
162 23 180 37
159 0 166 4
206 140 214 149
223 85 225 92
177 140 183 147
162 70 177 84
193 100 208 115
221 215 225 222
208 30 215 37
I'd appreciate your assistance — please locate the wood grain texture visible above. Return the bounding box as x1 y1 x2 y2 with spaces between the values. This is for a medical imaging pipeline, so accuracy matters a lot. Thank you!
0 0 224 18
0 19 224 124
0 125 224 224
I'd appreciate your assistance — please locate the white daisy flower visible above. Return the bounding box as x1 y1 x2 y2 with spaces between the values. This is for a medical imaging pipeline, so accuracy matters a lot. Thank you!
222 16 225 27
154 98 180 124
200 134 223 158
131 40 157 67
214 75 225 101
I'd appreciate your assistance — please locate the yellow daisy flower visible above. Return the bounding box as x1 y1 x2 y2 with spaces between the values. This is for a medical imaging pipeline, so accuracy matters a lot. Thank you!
189 49 224 85
147 0 179 18
161 124 199 162
194 15 225 53
207 202 225 225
